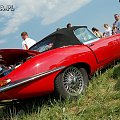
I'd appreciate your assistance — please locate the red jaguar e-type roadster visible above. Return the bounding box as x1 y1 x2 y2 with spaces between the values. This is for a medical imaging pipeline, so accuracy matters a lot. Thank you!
0 26 120 100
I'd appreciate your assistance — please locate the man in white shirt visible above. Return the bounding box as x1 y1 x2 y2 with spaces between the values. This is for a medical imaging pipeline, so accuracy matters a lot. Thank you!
21 32 36 50
103 24 112 37
113 14 120 34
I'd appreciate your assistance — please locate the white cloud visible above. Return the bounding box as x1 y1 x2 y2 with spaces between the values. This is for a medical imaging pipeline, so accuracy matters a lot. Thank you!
0 0 92 36
0 40 7 45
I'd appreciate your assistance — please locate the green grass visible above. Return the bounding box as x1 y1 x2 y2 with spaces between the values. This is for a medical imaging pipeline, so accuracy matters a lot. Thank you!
0 64 120 120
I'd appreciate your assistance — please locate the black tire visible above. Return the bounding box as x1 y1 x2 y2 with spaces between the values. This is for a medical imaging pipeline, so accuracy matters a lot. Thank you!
55 66 89 99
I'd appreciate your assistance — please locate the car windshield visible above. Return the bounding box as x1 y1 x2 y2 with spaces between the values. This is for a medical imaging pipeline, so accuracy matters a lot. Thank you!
30 36 55 53
74 28 97 43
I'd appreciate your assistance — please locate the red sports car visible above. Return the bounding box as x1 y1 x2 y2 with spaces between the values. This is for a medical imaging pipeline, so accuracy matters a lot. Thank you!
0 26 120 100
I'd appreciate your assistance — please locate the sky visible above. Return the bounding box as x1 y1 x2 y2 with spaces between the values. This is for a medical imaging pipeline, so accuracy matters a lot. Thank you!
0 0 120 49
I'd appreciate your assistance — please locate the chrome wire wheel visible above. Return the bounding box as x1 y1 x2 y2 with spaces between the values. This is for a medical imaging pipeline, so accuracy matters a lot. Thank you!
63 67 84 96
55 66 89 99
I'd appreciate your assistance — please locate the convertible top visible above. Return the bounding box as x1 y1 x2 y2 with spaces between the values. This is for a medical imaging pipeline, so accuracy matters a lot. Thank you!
30 26 87 50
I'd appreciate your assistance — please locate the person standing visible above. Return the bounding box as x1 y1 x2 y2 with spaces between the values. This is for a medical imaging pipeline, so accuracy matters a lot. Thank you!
92 27 103 38
67 23 72 28
21 32 36 50
112 25 117 35
103 24 112 37
113 14 120 34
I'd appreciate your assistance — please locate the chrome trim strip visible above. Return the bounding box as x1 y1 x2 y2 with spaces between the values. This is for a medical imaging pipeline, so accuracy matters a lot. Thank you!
83 38 100 45
0 66 65 93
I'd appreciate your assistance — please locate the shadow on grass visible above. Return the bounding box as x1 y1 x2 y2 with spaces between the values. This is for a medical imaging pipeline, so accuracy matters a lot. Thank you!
94 62 120 91
112 65 120 91
0 94 62 120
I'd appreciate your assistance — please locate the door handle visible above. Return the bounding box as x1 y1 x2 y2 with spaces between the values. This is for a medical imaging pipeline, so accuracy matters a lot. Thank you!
88 43 94 47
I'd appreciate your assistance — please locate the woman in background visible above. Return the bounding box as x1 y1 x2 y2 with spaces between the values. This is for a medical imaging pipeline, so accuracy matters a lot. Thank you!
103 24 112 37
92 27 103 38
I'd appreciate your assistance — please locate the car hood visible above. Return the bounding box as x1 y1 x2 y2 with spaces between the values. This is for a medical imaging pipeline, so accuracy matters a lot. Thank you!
0 49 40 66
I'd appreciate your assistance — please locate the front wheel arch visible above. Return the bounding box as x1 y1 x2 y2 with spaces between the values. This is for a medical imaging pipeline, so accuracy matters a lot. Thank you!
73 62 91 75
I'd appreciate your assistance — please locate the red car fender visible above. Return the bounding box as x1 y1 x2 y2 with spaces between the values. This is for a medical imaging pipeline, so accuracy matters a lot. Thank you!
0 45 97 100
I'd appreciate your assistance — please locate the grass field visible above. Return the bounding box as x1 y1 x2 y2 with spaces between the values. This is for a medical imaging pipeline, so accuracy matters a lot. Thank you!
0 64 120 120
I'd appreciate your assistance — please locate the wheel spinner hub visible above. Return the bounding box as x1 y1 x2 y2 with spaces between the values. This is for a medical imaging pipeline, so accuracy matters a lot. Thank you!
63 67 84 96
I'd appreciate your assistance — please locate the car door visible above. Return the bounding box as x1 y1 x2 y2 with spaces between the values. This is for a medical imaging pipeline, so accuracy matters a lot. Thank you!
87 37 116 63
113 34 120 58
74 27 117 64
